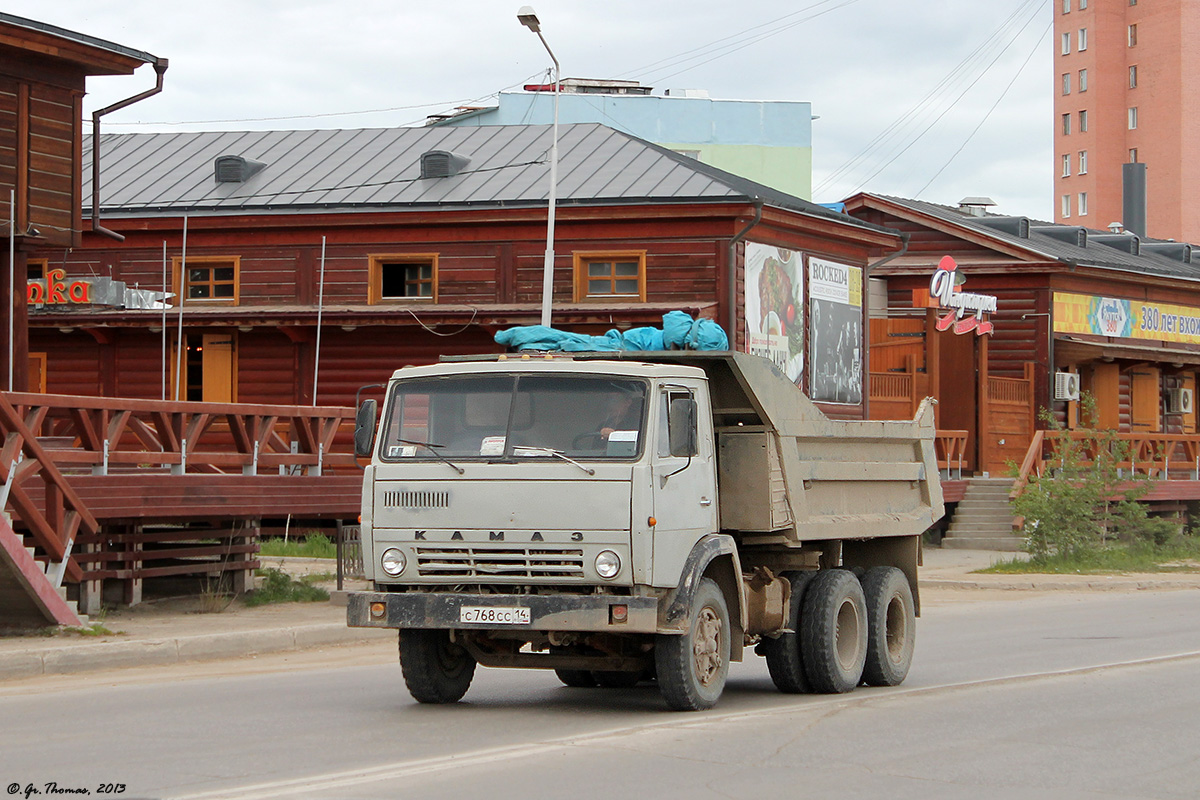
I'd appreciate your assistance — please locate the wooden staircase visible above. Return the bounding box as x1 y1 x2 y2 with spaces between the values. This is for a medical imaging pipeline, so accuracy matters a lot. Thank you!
942 477 1024 551
0 514 85 628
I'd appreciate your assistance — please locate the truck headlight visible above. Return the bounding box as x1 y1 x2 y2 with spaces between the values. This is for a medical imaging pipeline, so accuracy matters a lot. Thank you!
595 550 621 579
380 548 407 577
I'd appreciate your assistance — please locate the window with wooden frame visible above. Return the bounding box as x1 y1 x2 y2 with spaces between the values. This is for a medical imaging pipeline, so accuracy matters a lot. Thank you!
27 259 46 280
369 254 438 303
573 251 647 302
172 256 239 305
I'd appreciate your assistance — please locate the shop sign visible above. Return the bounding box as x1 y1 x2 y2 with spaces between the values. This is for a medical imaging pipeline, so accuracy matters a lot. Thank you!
929 255 996 335
1054 292 1200 344
27 269 172 310
27 269 92 305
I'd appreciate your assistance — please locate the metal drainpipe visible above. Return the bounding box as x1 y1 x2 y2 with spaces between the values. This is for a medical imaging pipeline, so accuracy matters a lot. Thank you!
91 58 169 242
862 232 910 420
727 200 764 345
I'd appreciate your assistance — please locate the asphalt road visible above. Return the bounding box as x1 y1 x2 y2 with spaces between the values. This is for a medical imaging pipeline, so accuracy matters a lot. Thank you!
3 589 1199 800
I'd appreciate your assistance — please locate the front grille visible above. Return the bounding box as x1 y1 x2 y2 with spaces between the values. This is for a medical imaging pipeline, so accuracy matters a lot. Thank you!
415 545 585 579
383 490 449 509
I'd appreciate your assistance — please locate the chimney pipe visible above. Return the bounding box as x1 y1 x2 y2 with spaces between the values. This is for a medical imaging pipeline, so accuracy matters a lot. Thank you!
1122 162 1147 238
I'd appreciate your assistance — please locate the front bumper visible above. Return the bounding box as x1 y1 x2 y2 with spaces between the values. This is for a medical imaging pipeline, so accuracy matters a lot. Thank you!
347 590 660 633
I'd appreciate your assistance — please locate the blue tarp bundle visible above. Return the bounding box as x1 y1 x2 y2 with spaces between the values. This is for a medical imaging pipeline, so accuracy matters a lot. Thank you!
494 312 728 353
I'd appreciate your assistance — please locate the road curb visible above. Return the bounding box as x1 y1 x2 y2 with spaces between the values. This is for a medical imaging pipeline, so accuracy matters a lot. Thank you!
921 578 1200 591
0 624 392 681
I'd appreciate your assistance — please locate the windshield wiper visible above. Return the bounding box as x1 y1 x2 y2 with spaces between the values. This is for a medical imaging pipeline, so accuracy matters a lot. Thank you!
394 438 465 475
512 446 596 476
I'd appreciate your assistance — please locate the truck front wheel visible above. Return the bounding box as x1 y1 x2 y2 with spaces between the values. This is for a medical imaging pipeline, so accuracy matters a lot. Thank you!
399 629 476 703
800 569 867 693
655 577 730 711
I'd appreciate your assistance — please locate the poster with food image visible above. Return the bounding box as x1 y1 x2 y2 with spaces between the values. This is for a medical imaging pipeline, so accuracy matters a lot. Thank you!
745 243 804 383
808 257 863 405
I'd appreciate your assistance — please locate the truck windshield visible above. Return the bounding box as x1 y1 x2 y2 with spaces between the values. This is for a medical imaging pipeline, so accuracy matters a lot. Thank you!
378 374 647 462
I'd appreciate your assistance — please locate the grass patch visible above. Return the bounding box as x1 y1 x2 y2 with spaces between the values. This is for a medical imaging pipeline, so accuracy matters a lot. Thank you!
43 622 119 637
258 533 336 559
979 538 1200 574
245 567 330 606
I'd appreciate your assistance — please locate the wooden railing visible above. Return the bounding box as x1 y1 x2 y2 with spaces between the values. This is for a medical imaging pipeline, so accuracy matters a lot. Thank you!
0 394 98 583
870 372 913 399
988 374 1032 405
1 392 360 593
1010 429 1200 500
935 429 969 480
2 392 358 476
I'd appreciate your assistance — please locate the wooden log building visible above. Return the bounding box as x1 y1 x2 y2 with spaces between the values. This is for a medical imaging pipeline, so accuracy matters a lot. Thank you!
26 123 903 420
844 192 1200 481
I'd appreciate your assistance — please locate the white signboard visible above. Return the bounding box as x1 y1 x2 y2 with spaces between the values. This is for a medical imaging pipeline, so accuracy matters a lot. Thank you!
808 258 863 405
745 243 804 383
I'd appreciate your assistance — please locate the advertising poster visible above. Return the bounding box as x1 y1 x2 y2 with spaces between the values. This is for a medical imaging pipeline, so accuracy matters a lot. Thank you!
808 257 863 405
745 243 804 383
1054 291 1200 344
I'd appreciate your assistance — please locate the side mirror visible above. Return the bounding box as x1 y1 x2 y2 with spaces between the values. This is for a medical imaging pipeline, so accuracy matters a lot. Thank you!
668 397 698 458
354 399 378 457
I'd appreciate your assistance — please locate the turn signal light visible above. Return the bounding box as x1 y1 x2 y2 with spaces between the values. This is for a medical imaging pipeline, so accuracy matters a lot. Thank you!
610 604 629 624
648 516 657 527
370 602 386 619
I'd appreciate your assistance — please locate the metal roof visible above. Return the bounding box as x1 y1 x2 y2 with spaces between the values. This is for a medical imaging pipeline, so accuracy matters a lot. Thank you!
863 194 1200 283
0 12 158 66
84 123 891 235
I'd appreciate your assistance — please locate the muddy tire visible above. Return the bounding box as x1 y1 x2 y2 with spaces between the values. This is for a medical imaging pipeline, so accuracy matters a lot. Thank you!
655 577 730 711
762 570 816 694
860 566 916 687
399 629 476 703
800 569 867 694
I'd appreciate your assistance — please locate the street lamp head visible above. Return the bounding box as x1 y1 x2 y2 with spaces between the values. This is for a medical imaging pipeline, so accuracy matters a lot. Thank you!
517 5 541 32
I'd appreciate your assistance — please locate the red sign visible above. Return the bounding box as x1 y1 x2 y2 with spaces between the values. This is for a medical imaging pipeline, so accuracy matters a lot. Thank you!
928 256 996 336
27 269 92 305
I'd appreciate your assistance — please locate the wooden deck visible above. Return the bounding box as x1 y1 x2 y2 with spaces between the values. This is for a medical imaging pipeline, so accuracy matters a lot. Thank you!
0 391 361 617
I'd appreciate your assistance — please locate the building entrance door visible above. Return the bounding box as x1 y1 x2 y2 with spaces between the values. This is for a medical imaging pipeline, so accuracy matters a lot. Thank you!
169 333 236 402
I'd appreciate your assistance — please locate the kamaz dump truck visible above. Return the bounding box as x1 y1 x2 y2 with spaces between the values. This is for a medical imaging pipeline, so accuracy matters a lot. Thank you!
347 351 943 710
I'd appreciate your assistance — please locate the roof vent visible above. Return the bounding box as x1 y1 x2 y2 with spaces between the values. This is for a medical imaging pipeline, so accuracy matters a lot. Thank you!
958 196 996 217
215 155 266 183
420 150 471 179
1030 225 1087 247
975 215 1029 238
1141 242 1192 263
1090 233 1140 255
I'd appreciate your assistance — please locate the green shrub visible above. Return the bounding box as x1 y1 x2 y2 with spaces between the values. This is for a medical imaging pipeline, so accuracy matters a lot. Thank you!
1012 395 1176 563
258 533 337 559
245 567 330 606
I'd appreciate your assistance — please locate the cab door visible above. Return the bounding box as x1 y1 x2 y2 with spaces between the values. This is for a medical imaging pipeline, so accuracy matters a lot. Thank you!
650 384 718 586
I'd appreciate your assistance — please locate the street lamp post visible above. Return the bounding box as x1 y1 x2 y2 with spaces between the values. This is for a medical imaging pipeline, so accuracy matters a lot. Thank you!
517 6 560 328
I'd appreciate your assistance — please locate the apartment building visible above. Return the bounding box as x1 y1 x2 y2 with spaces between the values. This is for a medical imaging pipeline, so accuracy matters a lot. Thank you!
1054 0 1200 242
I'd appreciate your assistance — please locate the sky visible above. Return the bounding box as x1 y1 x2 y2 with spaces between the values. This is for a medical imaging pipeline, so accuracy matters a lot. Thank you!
14 0 1053 219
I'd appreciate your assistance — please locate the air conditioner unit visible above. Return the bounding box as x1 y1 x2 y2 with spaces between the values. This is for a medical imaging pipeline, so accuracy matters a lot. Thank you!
1167 387 1194 414
1054 371 1080 402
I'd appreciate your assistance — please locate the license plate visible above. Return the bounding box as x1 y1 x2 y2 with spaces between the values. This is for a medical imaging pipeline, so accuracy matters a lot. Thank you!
459 606 531 625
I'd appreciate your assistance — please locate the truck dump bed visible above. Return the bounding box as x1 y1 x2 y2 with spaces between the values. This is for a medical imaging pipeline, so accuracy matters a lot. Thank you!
571 351 943 542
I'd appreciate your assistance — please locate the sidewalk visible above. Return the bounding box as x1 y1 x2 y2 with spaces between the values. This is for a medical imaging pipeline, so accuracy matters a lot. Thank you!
2 551 1199 681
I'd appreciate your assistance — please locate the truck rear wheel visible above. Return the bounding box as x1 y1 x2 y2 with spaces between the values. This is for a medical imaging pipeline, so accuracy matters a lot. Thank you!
800 569 867 694
860 566 916 687
399 629 476 703
762 571 815 694
655 577 730 711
